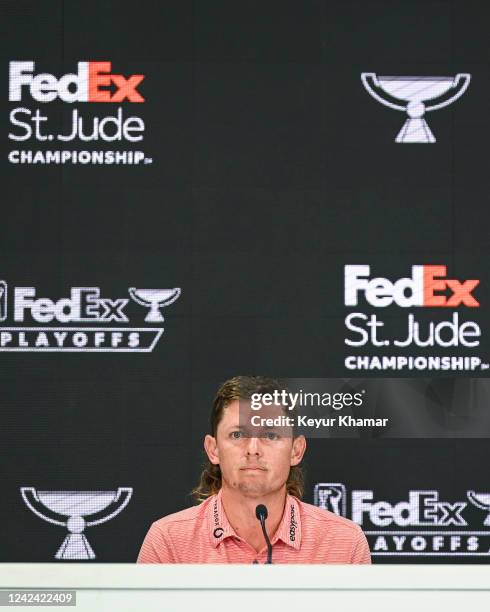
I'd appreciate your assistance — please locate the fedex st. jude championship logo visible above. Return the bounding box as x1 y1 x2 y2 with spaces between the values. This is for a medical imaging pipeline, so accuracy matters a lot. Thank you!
315 483 490 557
8 61 152 165
343 265 487 372
0 281 180 352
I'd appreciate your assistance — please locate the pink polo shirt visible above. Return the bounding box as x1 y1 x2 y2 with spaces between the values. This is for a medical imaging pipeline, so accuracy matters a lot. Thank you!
137 490 371 564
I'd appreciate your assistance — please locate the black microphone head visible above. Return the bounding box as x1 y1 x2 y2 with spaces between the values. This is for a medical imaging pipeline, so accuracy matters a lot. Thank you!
255 504 268 521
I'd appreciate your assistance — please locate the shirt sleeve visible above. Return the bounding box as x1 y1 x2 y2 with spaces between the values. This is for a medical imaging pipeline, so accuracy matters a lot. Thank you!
137 522 174 563
350 527 371 564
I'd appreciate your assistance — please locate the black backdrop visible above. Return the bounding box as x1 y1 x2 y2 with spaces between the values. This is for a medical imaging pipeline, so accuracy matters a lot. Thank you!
2 0 490 563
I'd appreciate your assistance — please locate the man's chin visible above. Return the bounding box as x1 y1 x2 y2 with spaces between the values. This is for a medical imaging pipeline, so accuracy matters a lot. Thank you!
235 480 269 496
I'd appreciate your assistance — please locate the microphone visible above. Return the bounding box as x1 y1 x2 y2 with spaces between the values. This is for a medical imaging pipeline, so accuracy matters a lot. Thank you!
255 504 273 564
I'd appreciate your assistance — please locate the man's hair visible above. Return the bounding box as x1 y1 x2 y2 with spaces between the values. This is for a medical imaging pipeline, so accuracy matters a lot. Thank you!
191 375 305 503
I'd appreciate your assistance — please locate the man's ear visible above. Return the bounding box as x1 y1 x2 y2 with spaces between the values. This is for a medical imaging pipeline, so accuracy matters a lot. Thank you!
290 435 306 466
204 434 220 465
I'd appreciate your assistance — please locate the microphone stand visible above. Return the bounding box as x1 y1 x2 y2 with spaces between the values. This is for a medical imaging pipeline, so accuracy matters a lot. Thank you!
255 504 273 564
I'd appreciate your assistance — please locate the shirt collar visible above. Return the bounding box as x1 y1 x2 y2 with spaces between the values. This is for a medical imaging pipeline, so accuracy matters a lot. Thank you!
272 494 302 550
208 489 237 548
208 490 302 550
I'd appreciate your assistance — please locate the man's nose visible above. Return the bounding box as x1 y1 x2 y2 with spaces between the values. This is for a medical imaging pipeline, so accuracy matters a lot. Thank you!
245 436 262 455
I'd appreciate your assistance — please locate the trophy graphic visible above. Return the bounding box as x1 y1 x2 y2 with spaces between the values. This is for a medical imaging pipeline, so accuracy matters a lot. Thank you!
0 281 6 321
314 483 347 516
361 73 471 143
128 287 181 322
21 486 132 560
467 490 490 526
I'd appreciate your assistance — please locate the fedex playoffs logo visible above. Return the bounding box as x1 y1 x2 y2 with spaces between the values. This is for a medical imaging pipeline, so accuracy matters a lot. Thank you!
343 265 487 372
0 281 180 352
345 265 479 308
9 61 144 103
315 483 490 556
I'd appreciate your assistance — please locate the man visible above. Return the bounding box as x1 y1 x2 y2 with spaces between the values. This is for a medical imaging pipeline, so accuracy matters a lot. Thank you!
137 376 371 564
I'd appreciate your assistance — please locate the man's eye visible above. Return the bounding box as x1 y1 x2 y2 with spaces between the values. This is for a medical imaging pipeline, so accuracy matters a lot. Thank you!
265 431 279 440
231 431 243 439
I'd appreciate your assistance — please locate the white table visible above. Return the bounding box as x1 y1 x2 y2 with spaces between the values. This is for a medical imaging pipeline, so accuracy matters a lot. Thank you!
1 564 490 611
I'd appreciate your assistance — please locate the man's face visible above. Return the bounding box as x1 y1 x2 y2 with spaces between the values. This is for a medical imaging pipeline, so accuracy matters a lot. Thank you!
204 399 306 498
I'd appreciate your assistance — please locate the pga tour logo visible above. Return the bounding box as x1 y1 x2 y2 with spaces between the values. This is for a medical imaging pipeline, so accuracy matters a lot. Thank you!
0 281 6 321
0 282 180 352
315 483 490 556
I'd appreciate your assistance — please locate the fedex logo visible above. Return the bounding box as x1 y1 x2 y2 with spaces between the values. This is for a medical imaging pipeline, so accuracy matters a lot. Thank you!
352 490 467 527
345 265 479 308
14 287 128 323
9 61 145 103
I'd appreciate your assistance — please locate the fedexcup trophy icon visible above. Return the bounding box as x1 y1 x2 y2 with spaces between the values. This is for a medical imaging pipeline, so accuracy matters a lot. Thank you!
128 287 181 322
467 490 490 526
361 73 471 143
21 486 132 559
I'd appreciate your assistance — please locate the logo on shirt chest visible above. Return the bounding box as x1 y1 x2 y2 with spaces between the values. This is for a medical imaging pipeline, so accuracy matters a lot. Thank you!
212 498 224 538
289 504 297 541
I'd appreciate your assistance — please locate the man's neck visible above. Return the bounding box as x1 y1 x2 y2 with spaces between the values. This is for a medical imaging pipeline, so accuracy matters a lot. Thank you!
220 485 287 554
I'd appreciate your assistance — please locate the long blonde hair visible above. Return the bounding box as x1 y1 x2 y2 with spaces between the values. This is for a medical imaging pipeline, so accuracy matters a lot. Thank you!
191 376 305 503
